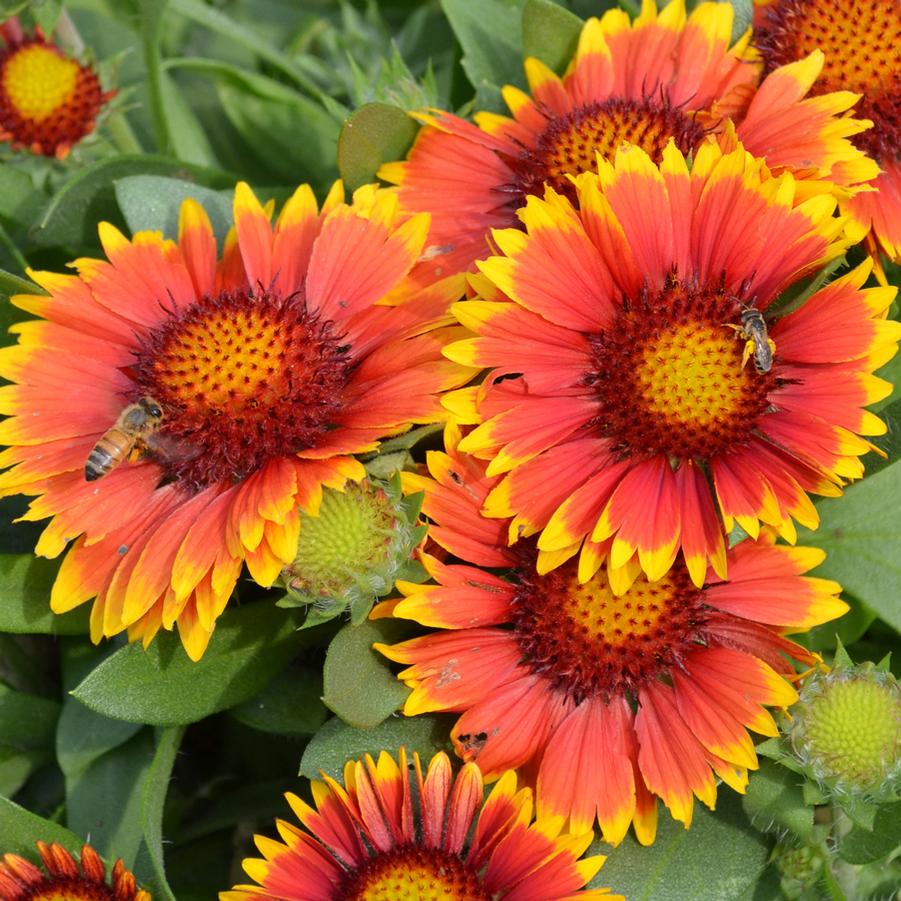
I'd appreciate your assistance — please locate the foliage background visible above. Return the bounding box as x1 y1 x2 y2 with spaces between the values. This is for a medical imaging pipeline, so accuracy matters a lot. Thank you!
0 0 898 899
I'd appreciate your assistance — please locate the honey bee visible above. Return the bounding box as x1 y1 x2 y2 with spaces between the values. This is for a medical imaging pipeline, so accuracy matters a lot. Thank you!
85 397 164 482
730 307 776 374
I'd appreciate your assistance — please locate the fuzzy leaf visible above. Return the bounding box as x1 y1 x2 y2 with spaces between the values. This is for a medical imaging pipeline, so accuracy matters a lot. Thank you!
590 792 770 898
522 0 582 73
742 758 814 841
0 685 60 751
299 712 456 780
797 461 901 633
230 666 328 735
134 727 183 901
0 555 90 636
323 620 410 728
441 0 526 110
337 102 419 192
0 796 83 857
115 175 233 242
838 802 901 864
31 155 234 249
71 604 304 725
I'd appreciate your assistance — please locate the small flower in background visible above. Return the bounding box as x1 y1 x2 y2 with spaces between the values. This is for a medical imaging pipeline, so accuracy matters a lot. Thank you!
0 182 474 660
788 657 900 800
444 139 900 587
753 0 901 280
0 18 114 158
381 0 878 282
221 747 621 900
374 424 849 845
0 841 149 901
277 475 428 626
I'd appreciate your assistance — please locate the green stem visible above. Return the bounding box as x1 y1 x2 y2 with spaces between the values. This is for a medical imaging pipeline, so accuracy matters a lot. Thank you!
105 112 143 155
141 5 171 155
618 0 641 16
0 223 29 273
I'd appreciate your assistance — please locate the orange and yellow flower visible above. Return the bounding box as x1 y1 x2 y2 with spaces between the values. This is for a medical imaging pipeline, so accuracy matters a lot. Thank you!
0 182 473 660
0 841 149 901
444 139 899 586
0 19 113 158
374 425 848 845
381 0 878 283
754 0 901 279
221 747 620 900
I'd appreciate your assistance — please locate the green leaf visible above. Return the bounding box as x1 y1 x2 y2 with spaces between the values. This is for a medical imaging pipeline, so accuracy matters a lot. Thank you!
801 593 877 653
168 0 326 97
31 155 234 249
591 791 770 899
337 103 419 193
114 175 233 242
71 603 304 726
299 712 456 780
135 727 183 901
66 729 155 867
0 745 49 797
728 0 754 41
838 793 879 831
441 0 526 110
522 0 583 73
0 555 90 636
0 269 40 300
0 167 42 229
323 620 410 728
861 396 901 474
742 758 814 841
838 802 901 864
157 71 220 168
56 697 143 779
797 462 901 633
0 796 83 857
229 666 328 735
217 84 340 188
0 685 60 751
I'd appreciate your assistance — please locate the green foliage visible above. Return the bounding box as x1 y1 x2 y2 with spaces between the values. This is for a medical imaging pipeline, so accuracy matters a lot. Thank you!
322 620 411 727
522 0 583 72
590 792 771 899
798 461 901 633
299 712 456 781
71 604 305 725
337 103 419 192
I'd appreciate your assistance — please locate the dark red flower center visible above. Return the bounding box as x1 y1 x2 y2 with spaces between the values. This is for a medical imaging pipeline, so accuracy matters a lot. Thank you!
585 278 777 460
0 36 109 157
338 845 490 901
131 288 353 491
509 97 707 203
755 0 901 160
511 556 709 701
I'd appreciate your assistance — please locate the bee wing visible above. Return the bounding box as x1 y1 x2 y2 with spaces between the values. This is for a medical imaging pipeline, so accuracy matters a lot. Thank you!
144 432 202 467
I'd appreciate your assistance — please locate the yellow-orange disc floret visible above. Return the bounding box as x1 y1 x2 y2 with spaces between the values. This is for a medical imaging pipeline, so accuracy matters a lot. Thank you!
754 0 901 276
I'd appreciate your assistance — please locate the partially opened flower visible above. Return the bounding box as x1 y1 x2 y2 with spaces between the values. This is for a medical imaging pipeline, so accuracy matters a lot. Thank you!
375 425 849 845
0 182 473 659
444 139 900 586
0 19 114 158
380 0 878 282
0 841 149 901
221 747 620 900
754 0 901 279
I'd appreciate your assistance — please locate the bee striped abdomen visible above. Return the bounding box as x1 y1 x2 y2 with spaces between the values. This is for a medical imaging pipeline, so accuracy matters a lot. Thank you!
84 430 129 481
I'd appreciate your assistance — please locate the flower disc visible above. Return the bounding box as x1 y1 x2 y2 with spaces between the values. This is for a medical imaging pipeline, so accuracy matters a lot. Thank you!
0 32 110 157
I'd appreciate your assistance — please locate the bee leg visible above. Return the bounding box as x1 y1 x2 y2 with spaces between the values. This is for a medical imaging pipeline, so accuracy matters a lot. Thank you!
125 443 146 464
767 338 776 355
741 339 755 369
